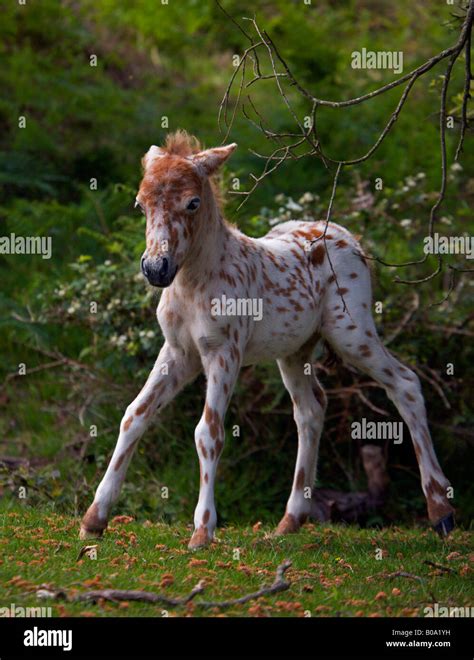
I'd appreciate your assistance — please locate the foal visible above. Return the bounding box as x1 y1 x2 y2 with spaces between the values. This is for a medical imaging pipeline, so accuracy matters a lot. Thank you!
80 131 455 548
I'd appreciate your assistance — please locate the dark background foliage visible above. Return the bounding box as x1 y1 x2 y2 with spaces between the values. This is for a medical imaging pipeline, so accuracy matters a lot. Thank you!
0 0 472 528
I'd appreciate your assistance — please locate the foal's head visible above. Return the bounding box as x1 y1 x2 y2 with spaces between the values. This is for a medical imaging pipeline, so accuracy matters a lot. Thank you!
136 131 237 287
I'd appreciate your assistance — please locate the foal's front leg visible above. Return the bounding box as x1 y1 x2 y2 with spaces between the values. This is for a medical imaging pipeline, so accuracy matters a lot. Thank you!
189 347 240 549
80 342 199 539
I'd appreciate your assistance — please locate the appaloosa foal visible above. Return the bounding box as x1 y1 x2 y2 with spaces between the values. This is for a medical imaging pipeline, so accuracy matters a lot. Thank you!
80 131 455 548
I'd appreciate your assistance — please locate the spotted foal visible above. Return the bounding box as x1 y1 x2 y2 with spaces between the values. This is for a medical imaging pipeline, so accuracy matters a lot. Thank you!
80 131 455 548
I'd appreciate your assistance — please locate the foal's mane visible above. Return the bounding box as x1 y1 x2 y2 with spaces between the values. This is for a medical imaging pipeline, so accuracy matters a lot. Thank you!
162 129 224 210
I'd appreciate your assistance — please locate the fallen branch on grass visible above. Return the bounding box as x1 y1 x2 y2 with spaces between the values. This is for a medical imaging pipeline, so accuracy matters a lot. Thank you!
423 560 457 575
36 559 292 610
370 569 437 603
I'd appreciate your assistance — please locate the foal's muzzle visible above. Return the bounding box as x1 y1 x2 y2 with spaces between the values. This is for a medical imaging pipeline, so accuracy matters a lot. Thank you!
141 255 178 287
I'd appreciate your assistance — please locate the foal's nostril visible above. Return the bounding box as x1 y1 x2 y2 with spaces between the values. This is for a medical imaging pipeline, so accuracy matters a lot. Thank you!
159 257 169 278
140 256 148 277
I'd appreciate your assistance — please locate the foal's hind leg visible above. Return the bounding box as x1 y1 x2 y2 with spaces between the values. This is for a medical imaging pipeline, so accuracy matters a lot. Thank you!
324 315 455 535
275 354 327 535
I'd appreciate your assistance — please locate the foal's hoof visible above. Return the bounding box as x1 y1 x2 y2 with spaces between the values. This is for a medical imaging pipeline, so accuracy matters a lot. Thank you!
433 512 455 538
79 526 104 540
79 503 107 540
274 513 301 536
188 526 212 550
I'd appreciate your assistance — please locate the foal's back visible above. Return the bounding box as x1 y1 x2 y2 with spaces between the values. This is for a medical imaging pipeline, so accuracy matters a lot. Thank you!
241 219 372 364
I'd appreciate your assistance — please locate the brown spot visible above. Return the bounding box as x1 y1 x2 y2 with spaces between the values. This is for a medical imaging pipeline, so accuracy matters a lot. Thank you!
296 468 305 490
153 381 166 395
311 243 325 266
365 330 374 338
336 239 348 249
114 453 126 471
123 416 133 431
202 509 210 525
383 368 393 377
136 393 154 416
198 439 208 459
347 324 357 330
349 272 358 279
406 392 416 402
205 404 213 424
215 438 224 457
210 423 219 440
337 288 348 295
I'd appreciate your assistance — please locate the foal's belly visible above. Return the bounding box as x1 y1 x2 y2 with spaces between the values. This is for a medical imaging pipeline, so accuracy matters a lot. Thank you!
243 306 321 365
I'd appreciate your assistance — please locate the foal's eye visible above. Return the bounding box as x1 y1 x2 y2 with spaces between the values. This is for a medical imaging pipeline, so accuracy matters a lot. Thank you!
134 199 145 214
186 197 201 212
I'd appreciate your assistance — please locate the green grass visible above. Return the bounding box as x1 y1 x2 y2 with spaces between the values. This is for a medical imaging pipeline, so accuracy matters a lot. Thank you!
1 504 472 618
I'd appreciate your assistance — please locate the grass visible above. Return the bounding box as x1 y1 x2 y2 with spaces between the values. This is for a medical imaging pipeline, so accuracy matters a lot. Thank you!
0 503 472 618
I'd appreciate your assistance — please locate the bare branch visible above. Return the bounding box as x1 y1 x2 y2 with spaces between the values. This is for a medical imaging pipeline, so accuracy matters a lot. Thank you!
217 1 474 294
36 560 292 610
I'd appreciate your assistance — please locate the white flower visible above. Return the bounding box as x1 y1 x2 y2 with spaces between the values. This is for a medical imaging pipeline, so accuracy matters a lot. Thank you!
450 162 463 172
285 198 303 212
400 218 412 228
117 335 127 347
299 192 314 204
440 216 452 225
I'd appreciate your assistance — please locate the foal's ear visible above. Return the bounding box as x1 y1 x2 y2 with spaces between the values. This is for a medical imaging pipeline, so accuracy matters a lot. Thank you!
142 145 166 170
191 143 237 177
